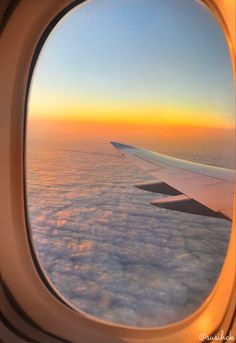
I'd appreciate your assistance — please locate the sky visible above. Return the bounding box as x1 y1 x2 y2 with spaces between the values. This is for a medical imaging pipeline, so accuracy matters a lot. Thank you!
28 0 235 129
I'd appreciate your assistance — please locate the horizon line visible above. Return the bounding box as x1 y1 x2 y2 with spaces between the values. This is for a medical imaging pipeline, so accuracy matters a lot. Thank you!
27 117 235 131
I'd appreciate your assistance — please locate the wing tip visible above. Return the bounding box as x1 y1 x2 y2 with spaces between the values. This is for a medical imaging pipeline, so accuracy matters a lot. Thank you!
110 141 136 153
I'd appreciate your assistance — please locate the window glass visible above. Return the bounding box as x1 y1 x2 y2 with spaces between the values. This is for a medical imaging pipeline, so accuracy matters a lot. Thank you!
26 0 235 327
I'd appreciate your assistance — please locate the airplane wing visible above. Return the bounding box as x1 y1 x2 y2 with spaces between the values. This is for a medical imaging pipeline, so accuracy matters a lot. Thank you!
111 142 235 221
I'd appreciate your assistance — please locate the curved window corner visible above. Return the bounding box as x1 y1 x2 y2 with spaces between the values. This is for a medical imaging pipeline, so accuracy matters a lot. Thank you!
25 0 235 329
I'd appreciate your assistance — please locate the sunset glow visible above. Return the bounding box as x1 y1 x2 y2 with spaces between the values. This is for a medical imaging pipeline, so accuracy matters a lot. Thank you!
28 0 235 131
29 105 234 129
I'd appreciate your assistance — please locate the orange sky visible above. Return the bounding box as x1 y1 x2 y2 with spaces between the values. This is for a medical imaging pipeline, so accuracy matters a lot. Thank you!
27 116 235 141
28 105 235 129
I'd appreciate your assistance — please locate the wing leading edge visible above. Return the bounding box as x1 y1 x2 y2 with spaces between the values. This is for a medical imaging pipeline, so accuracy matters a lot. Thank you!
111 141 235 221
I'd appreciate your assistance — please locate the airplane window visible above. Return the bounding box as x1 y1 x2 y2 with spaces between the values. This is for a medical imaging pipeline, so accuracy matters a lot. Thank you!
26 0 235 327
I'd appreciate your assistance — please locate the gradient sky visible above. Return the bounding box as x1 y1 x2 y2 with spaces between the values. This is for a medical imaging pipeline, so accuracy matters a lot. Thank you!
29 0 235 128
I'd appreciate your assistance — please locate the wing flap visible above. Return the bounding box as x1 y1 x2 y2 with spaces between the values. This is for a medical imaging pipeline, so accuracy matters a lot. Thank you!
151 195 227 219
135 180 181 195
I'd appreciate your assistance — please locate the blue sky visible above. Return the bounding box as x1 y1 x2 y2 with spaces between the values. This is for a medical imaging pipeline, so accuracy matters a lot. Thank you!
29 0 235 127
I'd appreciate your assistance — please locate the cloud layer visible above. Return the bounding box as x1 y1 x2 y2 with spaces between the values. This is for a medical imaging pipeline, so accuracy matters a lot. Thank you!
27 139 231 327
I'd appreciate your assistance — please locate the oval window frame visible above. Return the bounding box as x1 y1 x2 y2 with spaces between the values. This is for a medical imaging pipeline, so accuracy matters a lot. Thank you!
0 0 235 342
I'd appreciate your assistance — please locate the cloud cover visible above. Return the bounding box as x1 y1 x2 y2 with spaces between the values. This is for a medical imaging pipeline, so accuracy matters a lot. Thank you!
27 138 231 327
